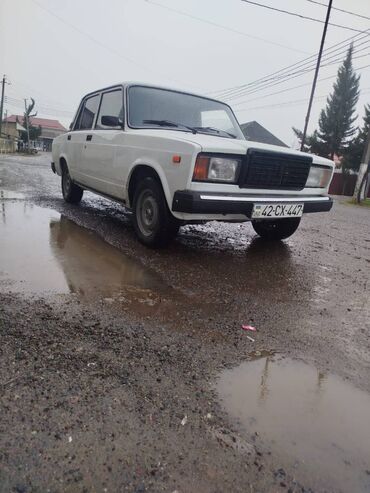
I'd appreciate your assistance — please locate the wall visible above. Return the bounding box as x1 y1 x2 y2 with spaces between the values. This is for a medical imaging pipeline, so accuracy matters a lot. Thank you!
0 138 16 153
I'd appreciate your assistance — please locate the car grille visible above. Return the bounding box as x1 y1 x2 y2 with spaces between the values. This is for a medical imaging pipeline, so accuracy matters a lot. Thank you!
240 149 312 190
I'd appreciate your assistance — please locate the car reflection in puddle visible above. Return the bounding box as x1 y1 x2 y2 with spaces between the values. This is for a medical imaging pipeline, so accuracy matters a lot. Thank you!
217 354 370 492
49 215 187 317
50 215 166 295
0 201 173 314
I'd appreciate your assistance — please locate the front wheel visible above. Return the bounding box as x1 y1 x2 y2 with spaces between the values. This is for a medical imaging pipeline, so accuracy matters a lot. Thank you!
251 217 301 240
61 165 83 204
132 177 180 248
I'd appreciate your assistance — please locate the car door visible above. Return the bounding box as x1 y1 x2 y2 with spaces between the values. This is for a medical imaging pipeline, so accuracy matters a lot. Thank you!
72 93 101 187
81 87 125 198
62 100 85 182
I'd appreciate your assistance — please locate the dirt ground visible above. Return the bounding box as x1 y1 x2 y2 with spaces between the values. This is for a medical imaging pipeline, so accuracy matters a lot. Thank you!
0 153 369 493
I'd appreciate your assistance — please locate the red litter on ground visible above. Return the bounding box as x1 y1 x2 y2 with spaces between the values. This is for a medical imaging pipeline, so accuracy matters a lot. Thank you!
242 325 256 332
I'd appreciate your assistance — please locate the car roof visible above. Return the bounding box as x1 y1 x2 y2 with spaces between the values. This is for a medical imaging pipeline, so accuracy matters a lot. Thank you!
83 82 223 105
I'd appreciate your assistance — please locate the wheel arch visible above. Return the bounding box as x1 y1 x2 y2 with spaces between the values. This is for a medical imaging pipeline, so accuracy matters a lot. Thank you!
56 154 69 177
126 162 171 209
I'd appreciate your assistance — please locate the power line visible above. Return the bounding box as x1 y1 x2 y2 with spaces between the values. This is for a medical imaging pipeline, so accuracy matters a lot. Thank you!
235 87 370 112
240 0 367 34
210 30 368 97
144 0 309 54
303 0 370 22
5 95 74 113
228 43 370 99
9 78 73 110
218 37 370 101
30 0 205 91
4 97 75 117
210 30 369 99
229 49 370 101
232 63 370 106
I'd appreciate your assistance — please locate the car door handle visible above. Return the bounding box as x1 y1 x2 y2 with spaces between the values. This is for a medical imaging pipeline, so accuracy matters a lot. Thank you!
86 134 93 141
67 134 71 140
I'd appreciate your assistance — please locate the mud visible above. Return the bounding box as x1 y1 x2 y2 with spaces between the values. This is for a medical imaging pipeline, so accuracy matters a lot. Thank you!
1 153 370 492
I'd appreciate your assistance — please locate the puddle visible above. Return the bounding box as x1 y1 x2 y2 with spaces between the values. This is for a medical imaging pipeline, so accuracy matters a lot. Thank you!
217 355 370 492
49 215 168 298
0 197 221 326
0 201 70 293
0 200 170 303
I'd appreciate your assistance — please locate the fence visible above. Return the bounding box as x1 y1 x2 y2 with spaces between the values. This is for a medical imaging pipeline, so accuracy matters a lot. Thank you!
0 138 47 154
328 171 370 197
0 138 16 153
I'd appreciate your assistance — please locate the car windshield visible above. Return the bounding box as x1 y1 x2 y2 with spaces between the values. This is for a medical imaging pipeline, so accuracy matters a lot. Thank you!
128 86 245 140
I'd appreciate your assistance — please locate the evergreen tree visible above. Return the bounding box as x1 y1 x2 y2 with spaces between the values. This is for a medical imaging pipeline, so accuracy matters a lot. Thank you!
318 44 360 159
342 104 370 172
292 127 326 155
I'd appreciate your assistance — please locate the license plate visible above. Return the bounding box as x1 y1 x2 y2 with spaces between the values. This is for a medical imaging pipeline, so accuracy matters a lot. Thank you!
252 203 304 219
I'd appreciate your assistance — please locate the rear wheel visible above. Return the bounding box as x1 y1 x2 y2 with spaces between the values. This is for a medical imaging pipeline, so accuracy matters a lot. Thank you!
61 164 83 204
251 217 301 240
132 177 180 248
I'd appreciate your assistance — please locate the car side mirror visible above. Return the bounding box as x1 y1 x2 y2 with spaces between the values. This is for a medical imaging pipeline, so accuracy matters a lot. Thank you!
101 115 122 127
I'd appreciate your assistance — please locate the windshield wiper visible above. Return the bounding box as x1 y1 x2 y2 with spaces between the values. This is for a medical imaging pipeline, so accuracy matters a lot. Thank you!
142 119 197 134
193 126 237 139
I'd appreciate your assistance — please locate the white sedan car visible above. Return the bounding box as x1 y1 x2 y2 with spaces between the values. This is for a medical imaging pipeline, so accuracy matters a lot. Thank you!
52 82 334 247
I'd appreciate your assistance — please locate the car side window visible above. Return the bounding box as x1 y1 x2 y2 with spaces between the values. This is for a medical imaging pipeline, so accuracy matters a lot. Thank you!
75 94 100 130
95 89 123 130
73 102 85 130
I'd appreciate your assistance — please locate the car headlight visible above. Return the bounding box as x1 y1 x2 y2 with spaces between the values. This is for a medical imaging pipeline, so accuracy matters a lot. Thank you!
306 165 332 188
192 154 241 183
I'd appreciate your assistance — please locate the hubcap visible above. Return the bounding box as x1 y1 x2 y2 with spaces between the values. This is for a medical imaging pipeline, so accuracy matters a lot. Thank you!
137 190 159 237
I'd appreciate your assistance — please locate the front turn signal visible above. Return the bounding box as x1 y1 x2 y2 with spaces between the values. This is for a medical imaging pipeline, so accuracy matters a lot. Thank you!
192 156 210 181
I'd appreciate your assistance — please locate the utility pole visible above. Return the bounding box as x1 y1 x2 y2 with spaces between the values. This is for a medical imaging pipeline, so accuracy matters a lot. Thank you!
301 0 333 151
353 128 370 203
0 75 10 139
24 98 30 152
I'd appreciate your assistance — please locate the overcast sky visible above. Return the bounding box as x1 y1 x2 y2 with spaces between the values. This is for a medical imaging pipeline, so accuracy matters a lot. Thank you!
1 0 369 146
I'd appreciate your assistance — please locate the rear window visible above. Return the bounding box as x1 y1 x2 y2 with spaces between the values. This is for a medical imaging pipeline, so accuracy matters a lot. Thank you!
75 94 100 130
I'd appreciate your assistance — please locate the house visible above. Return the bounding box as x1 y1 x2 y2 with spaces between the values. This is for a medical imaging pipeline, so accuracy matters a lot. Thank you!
240 121 288 148
3 115 67 151
1 119 26 141
0 118 27 152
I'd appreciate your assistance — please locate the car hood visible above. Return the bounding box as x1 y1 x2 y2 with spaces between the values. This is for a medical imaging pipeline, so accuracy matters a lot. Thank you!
130 129 334 167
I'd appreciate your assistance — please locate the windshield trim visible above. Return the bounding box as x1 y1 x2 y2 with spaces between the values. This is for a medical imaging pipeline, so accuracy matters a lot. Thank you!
126 84 243 138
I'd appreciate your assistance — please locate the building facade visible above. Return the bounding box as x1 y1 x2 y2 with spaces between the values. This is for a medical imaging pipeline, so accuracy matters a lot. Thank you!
2 115 67 151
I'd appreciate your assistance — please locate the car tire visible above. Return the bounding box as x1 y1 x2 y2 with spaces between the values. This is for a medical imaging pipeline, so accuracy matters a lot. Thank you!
132 176 180 248
61 165 83 204
251 217 301 240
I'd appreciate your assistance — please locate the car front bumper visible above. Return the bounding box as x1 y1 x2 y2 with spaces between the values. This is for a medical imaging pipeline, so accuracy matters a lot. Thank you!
172 191 333 216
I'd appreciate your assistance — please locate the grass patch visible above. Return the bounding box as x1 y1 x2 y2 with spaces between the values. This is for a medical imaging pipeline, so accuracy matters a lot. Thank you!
347 198 370 207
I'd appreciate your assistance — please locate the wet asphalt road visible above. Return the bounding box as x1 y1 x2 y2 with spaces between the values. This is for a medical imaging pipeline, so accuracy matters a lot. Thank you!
0 153 370 493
